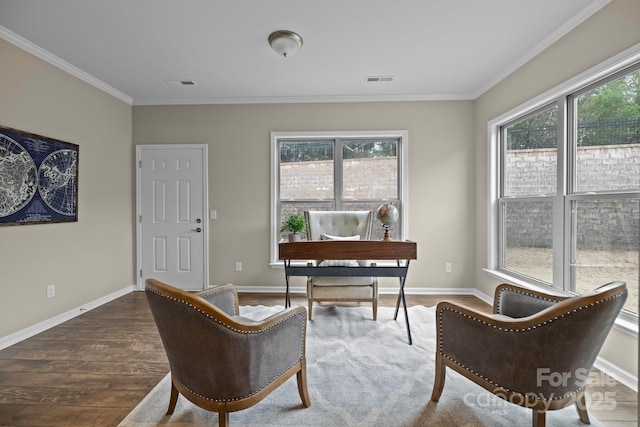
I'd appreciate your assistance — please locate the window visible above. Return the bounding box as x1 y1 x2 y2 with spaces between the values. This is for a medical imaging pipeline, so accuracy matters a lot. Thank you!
270 131 408 264
491 61 639 318
500 105 558 285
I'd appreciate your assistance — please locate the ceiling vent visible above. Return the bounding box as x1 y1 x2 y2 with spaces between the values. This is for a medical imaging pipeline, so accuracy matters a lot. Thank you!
164 79 198 86
365 76 394 83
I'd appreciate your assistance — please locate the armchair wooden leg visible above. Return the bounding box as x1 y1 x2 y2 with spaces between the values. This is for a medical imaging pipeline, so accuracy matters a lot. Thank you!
297 359 311 407
372 298 377 321
218 409 229 427
532 409 546 427
166 379 179 415
576 392 590 424
308 299 313 321
430 353 446 402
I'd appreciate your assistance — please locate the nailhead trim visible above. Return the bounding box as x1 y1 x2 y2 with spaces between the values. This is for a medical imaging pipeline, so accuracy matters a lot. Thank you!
149 288 307 402
496 288 563 314
437 290 626 400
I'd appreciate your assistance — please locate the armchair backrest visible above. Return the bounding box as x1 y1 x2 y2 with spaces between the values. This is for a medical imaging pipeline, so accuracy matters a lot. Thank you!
305 210 373 240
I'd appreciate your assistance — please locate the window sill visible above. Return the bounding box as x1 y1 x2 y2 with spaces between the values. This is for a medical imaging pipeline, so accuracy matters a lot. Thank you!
484 268 638 338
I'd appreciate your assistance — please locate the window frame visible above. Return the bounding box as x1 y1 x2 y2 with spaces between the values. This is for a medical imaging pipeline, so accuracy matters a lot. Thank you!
270 130 409 266
487 44 640 333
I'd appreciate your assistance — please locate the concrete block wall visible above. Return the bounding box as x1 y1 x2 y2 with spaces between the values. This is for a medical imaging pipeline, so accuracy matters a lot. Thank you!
505 145 639 250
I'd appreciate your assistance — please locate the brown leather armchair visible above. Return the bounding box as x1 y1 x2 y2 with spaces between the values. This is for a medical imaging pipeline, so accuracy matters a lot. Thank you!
145 279 311 427
430 281 627 427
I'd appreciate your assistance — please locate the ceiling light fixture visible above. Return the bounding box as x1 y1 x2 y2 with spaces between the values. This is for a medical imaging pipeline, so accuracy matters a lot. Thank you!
268 30 303 58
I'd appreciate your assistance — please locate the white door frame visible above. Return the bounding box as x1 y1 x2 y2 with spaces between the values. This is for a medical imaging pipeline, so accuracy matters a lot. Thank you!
135 144 209 290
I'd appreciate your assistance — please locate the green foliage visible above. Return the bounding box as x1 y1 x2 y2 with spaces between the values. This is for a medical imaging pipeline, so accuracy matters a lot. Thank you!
577 71 640 123
279 214 306 233
280 139 397 163
506 70 640 150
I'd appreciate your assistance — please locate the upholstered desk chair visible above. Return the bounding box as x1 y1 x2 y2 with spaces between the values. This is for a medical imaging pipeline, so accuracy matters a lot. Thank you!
304 210 378 320
145 279 311 427
430 281 627 427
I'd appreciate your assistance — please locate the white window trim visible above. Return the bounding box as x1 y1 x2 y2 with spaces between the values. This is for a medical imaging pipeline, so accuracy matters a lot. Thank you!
270 130 409 266
486 42 640 336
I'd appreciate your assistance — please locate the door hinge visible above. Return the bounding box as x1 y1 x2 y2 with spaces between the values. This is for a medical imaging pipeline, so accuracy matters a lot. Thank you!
138 160 142 168
139 269 143 278
139 214 142 222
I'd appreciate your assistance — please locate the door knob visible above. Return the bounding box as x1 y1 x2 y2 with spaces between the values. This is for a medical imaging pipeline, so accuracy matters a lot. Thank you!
191 227 202 232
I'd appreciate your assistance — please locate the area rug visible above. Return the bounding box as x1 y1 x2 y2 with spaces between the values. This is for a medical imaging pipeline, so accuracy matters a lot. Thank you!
119 305 602 427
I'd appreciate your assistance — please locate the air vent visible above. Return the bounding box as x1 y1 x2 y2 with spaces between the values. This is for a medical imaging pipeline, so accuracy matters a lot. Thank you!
164 79 198 86
365 75 394 83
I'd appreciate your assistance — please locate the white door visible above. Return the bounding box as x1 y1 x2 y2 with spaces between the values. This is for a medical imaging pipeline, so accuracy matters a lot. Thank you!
136 145 208 291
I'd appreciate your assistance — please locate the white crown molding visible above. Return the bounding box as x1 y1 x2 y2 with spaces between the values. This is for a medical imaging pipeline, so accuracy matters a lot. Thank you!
132 92 475 106
0 23 475 106
472 0 612 99
1 0 611 107
0 285 135 351
0 25 133 105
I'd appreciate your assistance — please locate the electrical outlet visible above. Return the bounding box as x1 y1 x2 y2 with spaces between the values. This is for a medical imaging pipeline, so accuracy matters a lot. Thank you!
47 284 56 299
445 263 452 273
235 261 242 272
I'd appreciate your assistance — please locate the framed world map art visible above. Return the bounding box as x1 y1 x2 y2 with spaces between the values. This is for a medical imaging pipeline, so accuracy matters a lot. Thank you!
0 125 78 226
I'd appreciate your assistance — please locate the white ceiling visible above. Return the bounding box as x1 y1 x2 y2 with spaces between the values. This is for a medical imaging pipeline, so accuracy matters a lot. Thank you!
0 0 608 106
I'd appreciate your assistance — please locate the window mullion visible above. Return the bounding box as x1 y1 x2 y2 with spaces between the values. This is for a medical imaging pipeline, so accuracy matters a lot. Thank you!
498 200 507 267
564 95 578 293
334 138 343 210
554 98 567 290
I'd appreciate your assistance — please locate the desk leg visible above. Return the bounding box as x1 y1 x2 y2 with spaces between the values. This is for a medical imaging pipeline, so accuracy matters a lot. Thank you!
285 275 291 308
399 276 412 345
393 261 412 345
393 286 402 319
284 261 291 308
393 261 403 319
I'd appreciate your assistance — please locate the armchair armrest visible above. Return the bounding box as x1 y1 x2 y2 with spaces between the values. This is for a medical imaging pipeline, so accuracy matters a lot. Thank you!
436 302 524 393
220 306 308 401
197 283 239 316
493 283 568 317
436 301 579 405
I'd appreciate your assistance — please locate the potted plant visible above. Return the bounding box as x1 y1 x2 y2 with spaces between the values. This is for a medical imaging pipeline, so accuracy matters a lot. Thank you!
280 214 306 242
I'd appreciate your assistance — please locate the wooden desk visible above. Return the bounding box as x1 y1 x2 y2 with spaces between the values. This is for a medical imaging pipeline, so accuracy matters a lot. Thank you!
279 240 417 344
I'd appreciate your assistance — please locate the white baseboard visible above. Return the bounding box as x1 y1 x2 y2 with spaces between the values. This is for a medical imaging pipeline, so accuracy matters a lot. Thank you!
236 285 300 294
0 285 135 351
594 356 638 392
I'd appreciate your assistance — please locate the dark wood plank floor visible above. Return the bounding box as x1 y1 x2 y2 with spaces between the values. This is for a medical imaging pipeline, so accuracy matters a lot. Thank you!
0 291 636 426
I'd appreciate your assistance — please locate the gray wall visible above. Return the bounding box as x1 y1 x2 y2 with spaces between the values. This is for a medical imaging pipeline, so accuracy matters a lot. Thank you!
133 101 476 291
473 0 640 377
0 38 133 338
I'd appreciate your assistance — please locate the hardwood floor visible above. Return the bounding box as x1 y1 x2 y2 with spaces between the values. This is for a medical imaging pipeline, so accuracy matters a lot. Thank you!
0 291 636 426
